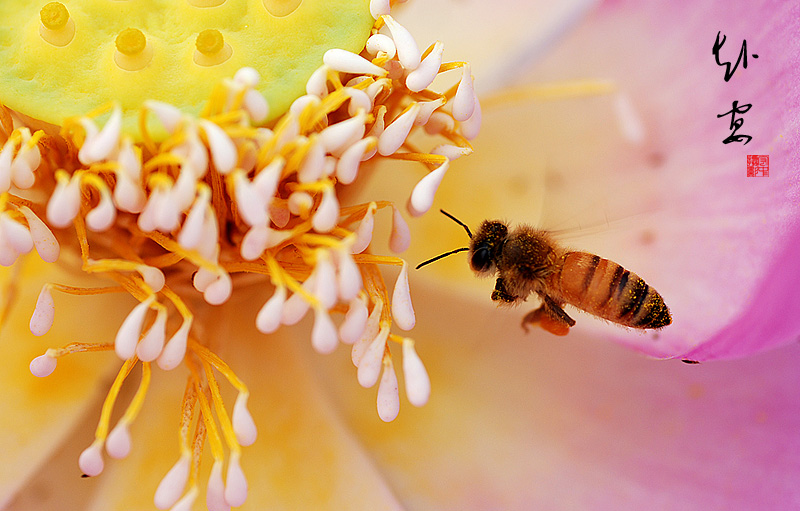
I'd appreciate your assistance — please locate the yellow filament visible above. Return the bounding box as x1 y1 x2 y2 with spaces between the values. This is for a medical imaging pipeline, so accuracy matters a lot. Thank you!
135 229 219 273
179 378 198 457
438 61 468 74
387 152 448 165
118 362 151 424
352 253 404 266
360 263 392 325
200 358 241 455
160 285 194 322
94 358 138 441
187 362 224 461
189 340 248 393
48 283 126 296
46 342 114 358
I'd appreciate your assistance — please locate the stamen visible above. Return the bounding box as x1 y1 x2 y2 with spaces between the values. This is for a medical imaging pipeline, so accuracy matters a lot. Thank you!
323 49 388 77
377 355 400 422
199 120 237 174
136 309 167 362
155 455 192 510
351 300 383 366
378 103 420 156
158 320 192 371
232 393 257 447
369 0 391 19
224 452 248 507
351 202 376 253
461 94 482 140
389 205 411 253
79 440 105 477
115 297 155 359
452 64 476 121
78 105 123 164
206 461 227 511
402 338 430 406
366 34 397 60
336 136 376 184
312 306 339 354
407 159 449 217
339 296 369 345
406 41 444 92
391 260 415 330
46 171 81 228
319 109 367 153
29 353 57 377
336 248 363 302
107 361 152 459
30 284 55 336
312 186 340 233
256 284 287 334
381 16 420 71
18 206 59 262
357 326 389 388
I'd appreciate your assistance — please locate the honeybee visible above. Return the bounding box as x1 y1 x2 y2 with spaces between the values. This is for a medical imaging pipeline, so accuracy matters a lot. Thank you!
417 210 672 336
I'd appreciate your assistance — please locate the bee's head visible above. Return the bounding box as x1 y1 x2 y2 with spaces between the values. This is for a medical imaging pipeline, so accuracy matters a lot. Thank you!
469 220 508 274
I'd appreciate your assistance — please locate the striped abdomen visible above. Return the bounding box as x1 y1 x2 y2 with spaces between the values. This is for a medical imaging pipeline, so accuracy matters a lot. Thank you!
551 252 671 329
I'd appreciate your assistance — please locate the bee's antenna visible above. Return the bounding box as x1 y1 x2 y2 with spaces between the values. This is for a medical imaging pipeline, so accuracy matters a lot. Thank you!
440 209 472 238
415 247 470 270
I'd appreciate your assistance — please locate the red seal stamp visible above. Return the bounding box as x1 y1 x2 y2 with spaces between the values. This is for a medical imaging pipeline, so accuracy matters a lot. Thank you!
747 155 769 177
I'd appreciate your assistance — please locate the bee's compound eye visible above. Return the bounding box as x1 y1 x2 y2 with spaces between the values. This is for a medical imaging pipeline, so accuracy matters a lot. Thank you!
470 246 492 272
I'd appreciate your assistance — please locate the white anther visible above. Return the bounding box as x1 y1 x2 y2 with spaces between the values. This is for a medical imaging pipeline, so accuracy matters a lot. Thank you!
157 320 191 371
0 141 14 192
366 79 391 104
312 187 340 233
352 301 382 366
323 49 388 76
344 88 373 117
30 285 54 336
377 357 400 422
79 441 105 477
106 421 132 459
408 159 449 217
321 155 337 177
339 296 368 345
415 98 446 127
243 89 269 123
117 136 142 180
288 191 313 216
155 455 191 510
391 261 415 330
290 94 322 119
298 138 325 183
389 206 411 253
378 103 420 156
171 167 199 213
369 0 390 19
10 145 38 190
204 271 232 305
432 144 473 160
253 157 284 201
0 240 16 267
196 210 219 261
115 297 154 360
336 249 363 302
452 65 476 121
178 186 211 249
233 171 267 226
461 95 482 140
30 353 57 377
169 489 198 511
406 41 444 92
0 215 33 255
366 33 396 59
234 67 260 87
136 310 167 362
352 203 376 254
46 173 81 228
86 187 117 232
18 206 59 262
257 285 286 334
319 110 367 154
175 125 209 177
336 136 374 185
224 453 248 508
402 338 431 406
199 120 237 174
312 307 339 354
280 276 314 326
113 172 146 214
358 326 389 388
193 267 217 293
233 393 257 446
240 224 268 261
137 265 165 293
306 65 331 97
313 251 338 309
145 101 183 135
382 15 420 71
206 461 227 511
79 106 122 164
425 111 455 135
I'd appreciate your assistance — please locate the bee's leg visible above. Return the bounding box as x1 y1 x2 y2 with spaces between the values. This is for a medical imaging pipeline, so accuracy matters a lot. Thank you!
491 278 517 303
522 295 576 336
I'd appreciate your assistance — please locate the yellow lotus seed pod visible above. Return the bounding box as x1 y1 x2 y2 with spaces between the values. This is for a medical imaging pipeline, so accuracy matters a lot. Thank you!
0 0 374 136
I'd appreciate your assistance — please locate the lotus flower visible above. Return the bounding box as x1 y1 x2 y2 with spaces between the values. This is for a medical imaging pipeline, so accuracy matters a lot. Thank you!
3 1 800 511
